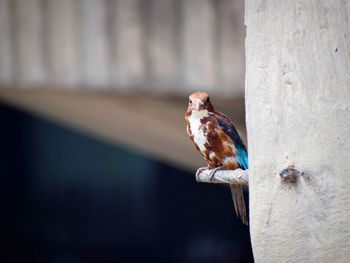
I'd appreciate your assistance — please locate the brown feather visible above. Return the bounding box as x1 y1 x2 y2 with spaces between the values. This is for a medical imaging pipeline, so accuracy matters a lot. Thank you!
230 185 248 225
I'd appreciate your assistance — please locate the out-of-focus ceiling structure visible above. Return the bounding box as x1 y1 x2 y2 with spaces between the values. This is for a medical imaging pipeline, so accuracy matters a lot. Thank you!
0 88 246 171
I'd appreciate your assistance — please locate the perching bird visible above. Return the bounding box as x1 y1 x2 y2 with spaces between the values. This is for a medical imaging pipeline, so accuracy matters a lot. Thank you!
185 91 248 224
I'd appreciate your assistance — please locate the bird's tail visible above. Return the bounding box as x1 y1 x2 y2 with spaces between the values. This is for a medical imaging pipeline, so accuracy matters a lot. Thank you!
230 185 248 225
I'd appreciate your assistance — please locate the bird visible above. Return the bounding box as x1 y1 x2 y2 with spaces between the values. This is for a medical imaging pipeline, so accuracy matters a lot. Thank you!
185 91 248 224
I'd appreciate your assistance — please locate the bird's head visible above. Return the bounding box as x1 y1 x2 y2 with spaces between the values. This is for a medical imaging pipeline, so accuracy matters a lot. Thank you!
187 91 214 112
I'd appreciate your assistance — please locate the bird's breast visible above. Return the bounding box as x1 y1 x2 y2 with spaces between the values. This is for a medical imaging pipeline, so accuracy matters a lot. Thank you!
188 110 209 153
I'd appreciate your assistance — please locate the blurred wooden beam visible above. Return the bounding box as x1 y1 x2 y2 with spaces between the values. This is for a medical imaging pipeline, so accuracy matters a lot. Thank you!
0 88 245 170
0 0 245 96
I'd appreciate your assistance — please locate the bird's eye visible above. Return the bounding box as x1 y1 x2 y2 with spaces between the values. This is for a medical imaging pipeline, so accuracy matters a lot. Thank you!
189 99 192 104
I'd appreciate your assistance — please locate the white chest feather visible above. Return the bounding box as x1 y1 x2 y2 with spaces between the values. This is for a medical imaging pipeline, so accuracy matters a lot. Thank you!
188 110 209 152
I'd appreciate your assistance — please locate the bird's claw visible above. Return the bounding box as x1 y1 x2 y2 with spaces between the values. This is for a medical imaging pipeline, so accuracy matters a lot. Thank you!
209 167 224 183
195 167 209 182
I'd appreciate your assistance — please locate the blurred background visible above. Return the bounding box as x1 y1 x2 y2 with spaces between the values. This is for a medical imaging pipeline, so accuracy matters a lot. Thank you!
0 0 252 262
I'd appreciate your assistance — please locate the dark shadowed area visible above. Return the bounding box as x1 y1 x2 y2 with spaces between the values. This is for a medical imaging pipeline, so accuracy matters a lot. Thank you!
0 104 253 263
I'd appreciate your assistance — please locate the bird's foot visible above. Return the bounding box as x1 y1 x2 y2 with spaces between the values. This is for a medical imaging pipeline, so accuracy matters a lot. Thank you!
209 167 224 183
195 166 209 182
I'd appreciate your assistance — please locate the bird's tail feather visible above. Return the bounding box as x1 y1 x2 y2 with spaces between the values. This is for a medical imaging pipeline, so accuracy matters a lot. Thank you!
230 185 247 225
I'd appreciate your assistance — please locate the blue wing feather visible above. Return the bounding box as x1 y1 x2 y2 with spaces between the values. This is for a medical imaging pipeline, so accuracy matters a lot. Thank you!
235 144 248 169
216 115 248 170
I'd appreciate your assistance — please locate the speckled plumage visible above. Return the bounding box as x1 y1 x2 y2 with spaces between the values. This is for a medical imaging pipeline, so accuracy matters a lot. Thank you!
185 91 248 224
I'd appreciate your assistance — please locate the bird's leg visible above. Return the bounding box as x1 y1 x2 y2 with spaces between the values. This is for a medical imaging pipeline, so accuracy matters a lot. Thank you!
195 166 209 182
209 166 224 183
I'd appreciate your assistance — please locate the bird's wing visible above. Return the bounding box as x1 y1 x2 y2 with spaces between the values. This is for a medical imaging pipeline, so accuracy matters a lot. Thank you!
213 112 248 170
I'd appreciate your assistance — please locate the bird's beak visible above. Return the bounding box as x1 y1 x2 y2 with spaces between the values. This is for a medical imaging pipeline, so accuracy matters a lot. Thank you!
191 100 204 110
